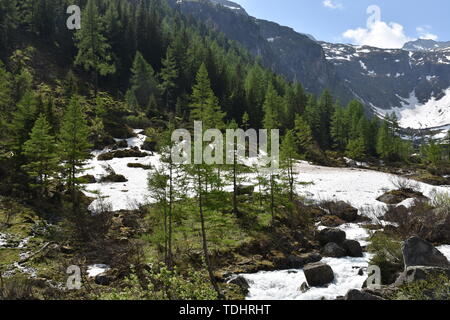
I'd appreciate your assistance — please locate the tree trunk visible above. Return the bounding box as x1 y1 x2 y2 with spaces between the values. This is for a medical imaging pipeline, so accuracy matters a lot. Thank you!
196 167 223 299
168 164 173 270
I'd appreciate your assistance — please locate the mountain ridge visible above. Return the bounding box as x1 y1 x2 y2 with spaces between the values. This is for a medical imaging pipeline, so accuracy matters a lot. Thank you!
173 0 450 129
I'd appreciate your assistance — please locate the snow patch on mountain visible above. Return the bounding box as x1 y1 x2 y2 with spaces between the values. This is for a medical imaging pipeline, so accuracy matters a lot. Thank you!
374 88 450 129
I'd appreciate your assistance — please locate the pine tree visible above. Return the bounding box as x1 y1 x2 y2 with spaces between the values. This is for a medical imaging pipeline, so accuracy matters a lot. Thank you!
189 63 225 129
59 95 92 195
75 0 115 95
22 114 59 197
129 51 158 108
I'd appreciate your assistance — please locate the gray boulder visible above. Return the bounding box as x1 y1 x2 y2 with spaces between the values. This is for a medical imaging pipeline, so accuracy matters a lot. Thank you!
303 262 335 287
395 266 450 286
95 272 114 286
344 289 384 300
383 205 409 223
343 240 363 257
322 242 346 258
326 201 359 222
318 228 346 245
402 236 450 269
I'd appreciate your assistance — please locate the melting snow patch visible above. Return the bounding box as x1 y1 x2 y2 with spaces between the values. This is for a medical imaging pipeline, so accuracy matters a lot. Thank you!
437 245 450 261
0 233 7 247
375 88 450 129
87 264 110 278
293 161 449 215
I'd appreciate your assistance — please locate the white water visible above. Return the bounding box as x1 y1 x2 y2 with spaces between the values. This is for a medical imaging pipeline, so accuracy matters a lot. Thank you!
242 223 373 300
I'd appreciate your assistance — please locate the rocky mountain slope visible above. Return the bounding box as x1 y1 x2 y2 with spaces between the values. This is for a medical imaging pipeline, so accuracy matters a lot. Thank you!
171 0 353 102
403 39 450 52
321 42 450 129
172 0 450 131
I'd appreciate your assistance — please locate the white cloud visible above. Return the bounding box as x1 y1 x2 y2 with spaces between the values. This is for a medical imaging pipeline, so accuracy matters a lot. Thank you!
323 0 343 10
416 26 438 41
343 20 413 49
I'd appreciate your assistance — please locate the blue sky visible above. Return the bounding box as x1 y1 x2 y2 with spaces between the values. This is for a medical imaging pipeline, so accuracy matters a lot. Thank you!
233 0 450 48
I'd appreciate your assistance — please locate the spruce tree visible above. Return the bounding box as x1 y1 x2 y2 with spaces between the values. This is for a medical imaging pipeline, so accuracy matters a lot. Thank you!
22 114 59 197
129 51 158 108
75 0 115 95
59 95 92 195
159 48 179 112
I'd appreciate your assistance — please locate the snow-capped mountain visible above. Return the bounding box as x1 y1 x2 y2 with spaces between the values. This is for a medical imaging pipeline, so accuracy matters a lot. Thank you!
172 0 450 131
403 39 450 52
321 42 450 129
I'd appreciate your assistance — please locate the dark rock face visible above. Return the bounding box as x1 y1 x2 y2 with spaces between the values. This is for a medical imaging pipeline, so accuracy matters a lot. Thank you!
322 242 347 258
171 0 450 124
325 201 359 222
303 262 335 287
403 39 450 52
228 275 250 295
171 0 352 101
343 240 363 258
345 289 384 300
402 236 450 269
318 228 346 246
321 42 450 126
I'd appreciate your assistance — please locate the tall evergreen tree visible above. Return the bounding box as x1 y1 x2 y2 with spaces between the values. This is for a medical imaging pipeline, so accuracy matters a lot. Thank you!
59 95 92 195
0 0 18 50
189 63 225 129
75 0 115 95
129 51 158 108
22 114 59 197
262 83 281 130
159 47 179 112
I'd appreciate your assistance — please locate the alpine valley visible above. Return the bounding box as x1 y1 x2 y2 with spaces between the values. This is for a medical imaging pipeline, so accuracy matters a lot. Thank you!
0 0 450 303
174 0 450 134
